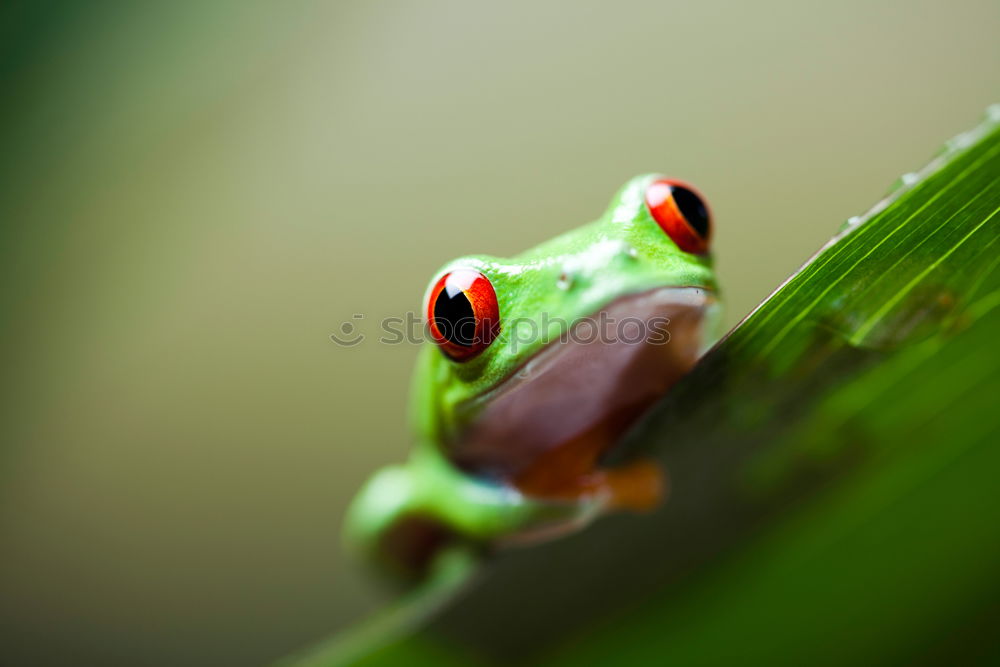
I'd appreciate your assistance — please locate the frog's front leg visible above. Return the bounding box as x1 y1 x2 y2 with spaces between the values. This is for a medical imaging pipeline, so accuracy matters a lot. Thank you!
343 448 602 579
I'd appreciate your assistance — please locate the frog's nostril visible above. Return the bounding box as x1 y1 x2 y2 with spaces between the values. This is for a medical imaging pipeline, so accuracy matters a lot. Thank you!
556 271 574 291
612 243 639 263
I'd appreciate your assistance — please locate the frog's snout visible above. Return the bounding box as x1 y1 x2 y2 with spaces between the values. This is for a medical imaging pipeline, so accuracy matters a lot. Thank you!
556 240 639 292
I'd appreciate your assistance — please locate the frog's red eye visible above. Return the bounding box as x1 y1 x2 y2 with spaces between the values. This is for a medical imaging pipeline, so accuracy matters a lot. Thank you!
426 269 500 361
645 178 712 254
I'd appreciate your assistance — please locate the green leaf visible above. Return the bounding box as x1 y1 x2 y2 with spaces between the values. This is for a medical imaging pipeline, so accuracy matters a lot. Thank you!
299 107 1000 666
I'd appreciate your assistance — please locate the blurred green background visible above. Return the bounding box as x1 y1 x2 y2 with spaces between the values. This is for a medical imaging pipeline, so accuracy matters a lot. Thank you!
1 1 998 665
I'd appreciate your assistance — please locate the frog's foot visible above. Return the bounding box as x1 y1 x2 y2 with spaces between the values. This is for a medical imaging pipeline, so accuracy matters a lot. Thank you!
514 455 667 513
594 459 667 512
495 462 666 547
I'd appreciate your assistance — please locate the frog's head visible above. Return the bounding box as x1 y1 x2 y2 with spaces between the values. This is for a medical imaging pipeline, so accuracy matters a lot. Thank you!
414 174 721 483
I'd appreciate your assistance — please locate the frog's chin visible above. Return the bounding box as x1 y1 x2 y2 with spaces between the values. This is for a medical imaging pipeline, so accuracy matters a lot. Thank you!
447 286 717 484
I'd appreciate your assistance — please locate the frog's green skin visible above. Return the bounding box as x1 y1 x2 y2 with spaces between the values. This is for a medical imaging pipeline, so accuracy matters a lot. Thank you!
344 174 720 577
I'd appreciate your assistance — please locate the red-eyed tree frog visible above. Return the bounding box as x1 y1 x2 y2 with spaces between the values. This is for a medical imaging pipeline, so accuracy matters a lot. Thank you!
344 174 720 581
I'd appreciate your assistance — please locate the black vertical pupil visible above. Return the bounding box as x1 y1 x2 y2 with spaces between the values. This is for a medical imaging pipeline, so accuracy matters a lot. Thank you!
434 287 477 347
671 186 710 238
